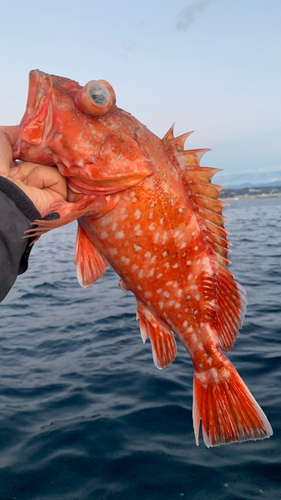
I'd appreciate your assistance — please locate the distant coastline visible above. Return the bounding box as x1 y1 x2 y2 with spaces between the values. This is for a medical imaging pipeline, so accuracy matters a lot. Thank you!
219 185 281 200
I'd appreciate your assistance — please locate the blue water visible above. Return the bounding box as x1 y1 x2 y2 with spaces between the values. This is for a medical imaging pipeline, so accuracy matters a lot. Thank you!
0 197 280 500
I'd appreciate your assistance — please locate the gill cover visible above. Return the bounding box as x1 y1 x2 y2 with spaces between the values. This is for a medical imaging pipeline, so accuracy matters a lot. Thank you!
74 80 116 117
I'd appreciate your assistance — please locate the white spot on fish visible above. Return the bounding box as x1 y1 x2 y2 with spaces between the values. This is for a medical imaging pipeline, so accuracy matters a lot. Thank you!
172 263 179 269
139 270 144 278
159 301 164 310
153 233 160 244
109 248 117 256
112 222 118 231
168 300 175 307
116 231 124 239
195 294 200 300
181 242 187 249
210 367 218 382
101 219 109 227
137 285 142 291
157 289 162 294
149 223 155 231
144 291 152 298
183 320 188 328
134 244 141 252
160 217 164 225
178 207 184 213
187 326 194 333
148 268 155 277
177 289 183 297
132 264 139 271
188 274 193 281
191 285 198 290
163 251 168 257
149 211 154 220
202 256 213 274
134 209 142 220
101 232 108 239
164 263 170 269
197 342 204 351
194 246 198 251
157 273 163 279
175 303 181 309
121 256 130 265
150 201 156 208
162 232 168 244
150 256 157 264
132 197 137 203
163 291 170 298
130 191 136 198
145 251 152 258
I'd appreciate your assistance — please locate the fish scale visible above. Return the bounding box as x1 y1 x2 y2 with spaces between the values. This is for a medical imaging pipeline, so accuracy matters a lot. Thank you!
18 69 272 447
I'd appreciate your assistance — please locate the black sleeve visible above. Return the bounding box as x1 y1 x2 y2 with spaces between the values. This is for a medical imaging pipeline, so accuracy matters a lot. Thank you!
0 176 42 302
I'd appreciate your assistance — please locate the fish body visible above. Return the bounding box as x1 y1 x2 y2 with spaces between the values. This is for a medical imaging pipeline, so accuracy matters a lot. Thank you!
15 70 272 447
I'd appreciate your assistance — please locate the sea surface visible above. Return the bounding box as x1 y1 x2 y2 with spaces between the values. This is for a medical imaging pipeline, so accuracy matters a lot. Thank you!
0 197 280 500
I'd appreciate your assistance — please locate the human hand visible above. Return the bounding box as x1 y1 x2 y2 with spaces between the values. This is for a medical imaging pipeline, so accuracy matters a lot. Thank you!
0 129 67 215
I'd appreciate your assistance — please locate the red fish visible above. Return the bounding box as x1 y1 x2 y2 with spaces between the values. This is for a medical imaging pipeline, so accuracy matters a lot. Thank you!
14 70 272 447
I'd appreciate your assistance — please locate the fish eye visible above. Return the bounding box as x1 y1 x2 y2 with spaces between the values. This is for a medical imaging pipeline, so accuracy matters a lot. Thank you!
88 82 110 107
74 80 115 117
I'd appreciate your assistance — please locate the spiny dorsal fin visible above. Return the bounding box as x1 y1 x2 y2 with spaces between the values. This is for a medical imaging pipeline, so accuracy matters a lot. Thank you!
165 127 245 351
169 131 194 150
162 123 175 143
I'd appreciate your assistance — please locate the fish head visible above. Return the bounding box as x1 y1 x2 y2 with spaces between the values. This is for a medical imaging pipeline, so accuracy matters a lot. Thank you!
16 69 153 194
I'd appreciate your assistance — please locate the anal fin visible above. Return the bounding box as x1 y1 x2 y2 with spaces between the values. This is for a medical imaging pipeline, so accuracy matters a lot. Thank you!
74 224 107 288
137 301 177 369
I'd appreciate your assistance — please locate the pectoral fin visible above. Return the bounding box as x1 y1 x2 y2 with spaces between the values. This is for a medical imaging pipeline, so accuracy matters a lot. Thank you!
24 195 114 238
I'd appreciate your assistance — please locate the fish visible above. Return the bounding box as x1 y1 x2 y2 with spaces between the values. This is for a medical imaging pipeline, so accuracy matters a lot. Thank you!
13 69 272 447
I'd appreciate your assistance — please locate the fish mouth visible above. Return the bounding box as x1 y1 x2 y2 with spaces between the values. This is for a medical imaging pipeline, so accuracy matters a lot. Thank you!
18 69 53 145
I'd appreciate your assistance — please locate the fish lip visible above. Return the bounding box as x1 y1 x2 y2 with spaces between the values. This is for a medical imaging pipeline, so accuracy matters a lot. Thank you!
25 69 47 112
68 178 131 196
18 69 53 146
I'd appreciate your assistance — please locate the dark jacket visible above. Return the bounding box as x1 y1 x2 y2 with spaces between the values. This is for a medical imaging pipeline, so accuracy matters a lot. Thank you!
0 177 42 302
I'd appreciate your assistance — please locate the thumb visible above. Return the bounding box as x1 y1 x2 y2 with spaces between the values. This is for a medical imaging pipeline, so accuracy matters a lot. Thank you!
0 126 19 146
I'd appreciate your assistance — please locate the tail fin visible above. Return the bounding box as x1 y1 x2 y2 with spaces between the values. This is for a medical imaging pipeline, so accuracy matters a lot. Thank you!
193 357 273 447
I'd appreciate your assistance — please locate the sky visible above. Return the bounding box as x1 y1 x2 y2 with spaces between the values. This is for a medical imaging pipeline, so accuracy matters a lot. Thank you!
1 0 280 186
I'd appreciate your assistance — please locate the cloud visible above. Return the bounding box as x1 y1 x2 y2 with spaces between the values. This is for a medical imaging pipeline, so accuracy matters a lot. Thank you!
176 0 213 31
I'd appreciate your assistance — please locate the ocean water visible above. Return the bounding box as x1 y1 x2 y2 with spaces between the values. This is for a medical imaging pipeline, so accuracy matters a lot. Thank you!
0 197 280 500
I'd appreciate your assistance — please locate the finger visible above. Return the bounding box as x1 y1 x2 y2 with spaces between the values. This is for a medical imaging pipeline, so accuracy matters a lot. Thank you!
25 165 67 200
0 125 19 146
10 162 42 181
0 132 14 176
